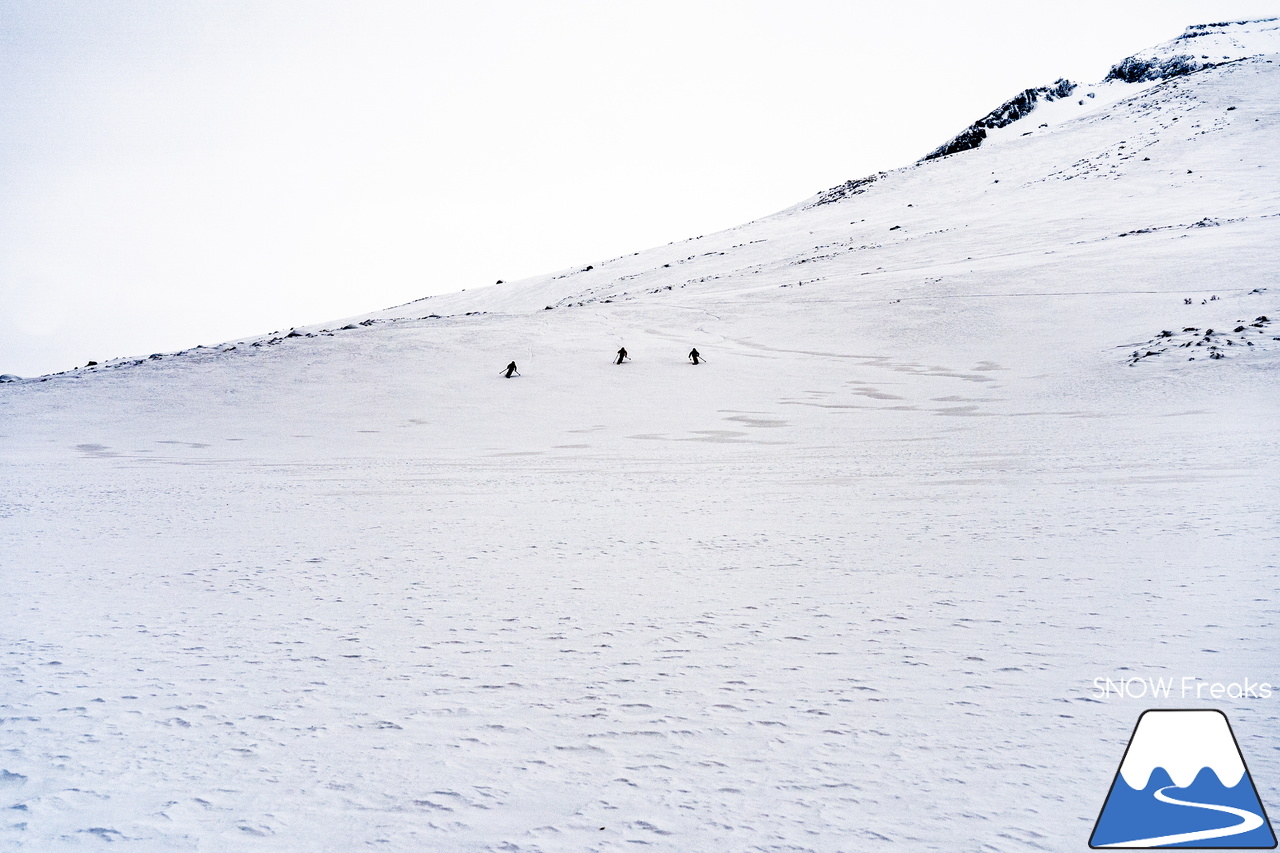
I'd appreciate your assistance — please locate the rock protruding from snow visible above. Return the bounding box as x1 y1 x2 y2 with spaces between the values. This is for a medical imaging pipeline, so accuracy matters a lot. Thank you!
1107 18 1280 82
1106 54 1214 83
922 79 1077 161
813 172 883 206
920 18 1280 164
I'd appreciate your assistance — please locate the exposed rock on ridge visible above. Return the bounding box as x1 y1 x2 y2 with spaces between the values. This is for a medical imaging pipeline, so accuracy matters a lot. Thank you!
1105 18 1279 83
1105 54 1215 83
813 173 883 206
921 79 1077 161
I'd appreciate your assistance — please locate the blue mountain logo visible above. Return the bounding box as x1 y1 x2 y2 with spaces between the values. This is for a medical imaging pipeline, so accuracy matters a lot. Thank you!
1091 709 1276 848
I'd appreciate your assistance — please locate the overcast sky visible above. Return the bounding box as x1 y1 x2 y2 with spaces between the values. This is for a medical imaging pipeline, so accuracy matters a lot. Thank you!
2 1 1277 376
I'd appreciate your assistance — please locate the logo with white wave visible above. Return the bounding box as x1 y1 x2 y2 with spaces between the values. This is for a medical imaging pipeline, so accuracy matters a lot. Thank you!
1090 710 1276 848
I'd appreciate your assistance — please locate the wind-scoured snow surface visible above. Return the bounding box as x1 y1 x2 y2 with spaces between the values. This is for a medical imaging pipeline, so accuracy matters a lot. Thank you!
3 29 1280 853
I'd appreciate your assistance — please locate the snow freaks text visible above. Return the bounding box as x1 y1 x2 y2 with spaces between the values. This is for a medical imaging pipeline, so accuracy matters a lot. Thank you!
1092 677 1274 701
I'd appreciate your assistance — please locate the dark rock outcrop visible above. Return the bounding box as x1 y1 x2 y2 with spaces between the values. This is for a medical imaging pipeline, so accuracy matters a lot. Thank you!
921 79 1077 161
813 173 882 206
1108 18 1278 82
1105 54 1211 83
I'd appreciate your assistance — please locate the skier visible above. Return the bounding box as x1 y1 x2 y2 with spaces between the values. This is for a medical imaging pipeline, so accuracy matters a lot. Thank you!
688 348 702 365
503 361 520 378
616 347 629 365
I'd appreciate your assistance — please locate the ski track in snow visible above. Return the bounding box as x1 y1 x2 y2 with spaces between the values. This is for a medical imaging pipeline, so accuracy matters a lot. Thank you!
2 35 1280 853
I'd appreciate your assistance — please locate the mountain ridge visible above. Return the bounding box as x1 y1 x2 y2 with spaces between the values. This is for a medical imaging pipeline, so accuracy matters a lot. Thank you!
5 20 1280 381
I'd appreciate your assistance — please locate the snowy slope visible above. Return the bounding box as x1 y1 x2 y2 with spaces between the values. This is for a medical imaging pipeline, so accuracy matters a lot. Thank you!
2 23 1279 853
919 17 1280 161
1109 17 1280 81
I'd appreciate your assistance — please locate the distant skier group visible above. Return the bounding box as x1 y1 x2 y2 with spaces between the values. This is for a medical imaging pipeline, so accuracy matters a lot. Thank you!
503 347 703 377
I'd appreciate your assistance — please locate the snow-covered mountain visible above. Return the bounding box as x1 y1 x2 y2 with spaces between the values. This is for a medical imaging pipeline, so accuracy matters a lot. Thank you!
2 21 1278 853
921 17 1280 162
12 19 1280 378
1108 17 1280 82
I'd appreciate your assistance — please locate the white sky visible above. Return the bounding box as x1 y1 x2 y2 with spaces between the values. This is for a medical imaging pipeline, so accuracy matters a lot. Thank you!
2 1 1277 376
